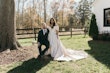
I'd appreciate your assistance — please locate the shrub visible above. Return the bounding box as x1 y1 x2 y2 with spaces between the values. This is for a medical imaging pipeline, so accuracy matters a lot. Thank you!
65 26 70 31
89 14 99 40
98 33 110 41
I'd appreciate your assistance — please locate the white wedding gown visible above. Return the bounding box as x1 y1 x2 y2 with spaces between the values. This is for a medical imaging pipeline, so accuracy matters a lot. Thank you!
48 25 88 61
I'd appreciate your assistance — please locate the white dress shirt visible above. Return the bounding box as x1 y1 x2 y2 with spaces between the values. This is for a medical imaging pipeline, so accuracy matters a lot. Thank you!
43 29 47 35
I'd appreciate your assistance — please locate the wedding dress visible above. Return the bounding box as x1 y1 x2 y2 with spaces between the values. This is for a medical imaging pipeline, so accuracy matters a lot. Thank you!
48 25 88 61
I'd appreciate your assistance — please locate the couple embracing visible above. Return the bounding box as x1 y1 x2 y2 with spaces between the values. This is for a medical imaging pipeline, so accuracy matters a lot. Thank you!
37 18 88 61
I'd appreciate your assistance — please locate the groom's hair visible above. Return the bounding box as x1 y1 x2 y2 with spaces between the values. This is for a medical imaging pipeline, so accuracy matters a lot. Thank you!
41 22 46 26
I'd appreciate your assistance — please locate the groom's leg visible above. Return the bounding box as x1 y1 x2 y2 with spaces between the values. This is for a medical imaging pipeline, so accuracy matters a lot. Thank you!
42 42 49 55
38 44 43 56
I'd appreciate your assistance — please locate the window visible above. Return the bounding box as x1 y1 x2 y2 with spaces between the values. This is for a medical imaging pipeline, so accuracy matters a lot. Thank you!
104 8 110 26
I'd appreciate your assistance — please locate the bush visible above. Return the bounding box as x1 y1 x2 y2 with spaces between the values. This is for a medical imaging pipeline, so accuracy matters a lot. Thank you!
64 26 70 31
89 14 99 40
98 33 110 41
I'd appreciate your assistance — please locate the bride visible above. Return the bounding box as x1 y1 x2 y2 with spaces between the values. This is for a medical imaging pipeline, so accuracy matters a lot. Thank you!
47 18 88 61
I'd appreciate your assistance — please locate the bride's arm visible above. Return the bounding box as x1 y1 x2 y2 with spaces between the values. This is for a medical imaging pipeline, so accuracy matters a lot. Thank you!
46 25 51 30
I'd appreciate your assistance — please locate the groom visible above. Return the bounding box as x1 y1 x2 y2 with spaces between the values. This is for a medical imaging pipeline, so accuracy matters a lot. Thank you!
37 22 50 58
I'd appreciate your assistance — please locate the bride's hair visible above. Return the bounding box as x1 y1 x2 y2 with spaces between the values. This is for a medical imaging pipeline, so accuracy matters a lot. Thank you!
50 18 57 28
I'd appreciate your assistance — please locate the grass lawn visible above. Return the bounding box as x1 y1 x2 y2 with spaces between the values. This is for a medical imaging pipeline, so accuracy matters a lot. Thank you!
0 35 110 73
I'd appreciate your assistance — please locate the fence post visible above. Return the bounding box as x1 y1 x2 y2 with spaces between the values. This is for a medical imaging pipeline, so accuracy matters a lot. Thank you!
34 28 36 40
70 27 72 37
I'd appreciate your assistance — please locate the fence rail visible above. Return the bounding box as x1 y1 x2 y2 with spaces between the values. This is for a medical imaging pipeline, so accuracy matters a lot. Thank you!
16 27 89 40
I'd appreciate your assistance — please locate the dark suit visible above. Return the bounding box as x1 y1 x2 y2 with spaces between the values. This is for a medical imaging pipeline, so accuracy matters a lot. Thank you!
37 29 49 56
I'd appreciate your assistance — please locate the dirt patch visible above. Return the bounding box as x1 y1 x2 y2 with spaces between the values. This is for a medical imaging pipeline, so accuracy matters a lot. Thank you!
0 45 39 65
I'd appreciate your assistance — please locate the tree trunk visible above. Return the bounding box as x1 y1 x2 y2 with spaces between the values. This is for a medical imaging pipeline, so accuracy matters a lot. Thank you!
22 0 24 26
17 0 20 29
0 0 21 51
44 0 46 22
62 0 64 26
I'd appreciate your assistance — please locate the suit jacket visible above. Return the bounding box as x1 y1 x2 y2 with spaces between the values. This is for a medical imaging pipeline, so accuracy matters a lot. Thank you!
37 29 49 44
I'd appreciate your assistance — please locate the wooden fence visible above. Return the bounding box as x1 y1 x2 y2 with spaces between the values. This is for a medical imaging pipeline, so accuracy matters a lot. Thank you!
16 27 89 40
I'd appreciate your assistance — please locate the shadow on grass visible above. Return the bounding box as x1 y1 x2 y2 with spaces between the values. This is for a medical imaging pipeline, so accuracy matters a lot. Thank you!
86 40 110 68
7 56 52 73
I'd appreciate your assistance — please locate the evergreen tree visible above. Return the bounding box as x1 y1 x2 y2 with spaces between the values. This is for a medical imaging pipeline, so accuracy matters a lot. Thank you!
89 14 99 40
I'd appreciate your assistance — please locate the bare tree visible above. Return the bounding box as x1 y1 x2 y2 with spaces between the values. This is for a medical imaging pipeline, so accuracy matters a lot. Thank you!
37 0 43 25
17 0 20 28
51 2 60 22
62 0 64 26
22 0 27 26
44 0 46 22
60 0 68 26
75 0 93 26
0 0 21 51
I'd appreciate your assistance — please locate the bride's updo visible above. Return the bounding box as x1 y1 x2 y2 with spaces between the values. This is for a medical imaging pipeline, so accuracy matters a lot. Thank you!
50 18 57 28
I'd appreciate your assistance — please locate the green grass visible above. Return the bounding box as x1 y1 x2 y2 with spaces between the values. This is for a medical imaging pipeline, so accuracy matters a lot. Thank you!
1 35 110 73
18 38 35 46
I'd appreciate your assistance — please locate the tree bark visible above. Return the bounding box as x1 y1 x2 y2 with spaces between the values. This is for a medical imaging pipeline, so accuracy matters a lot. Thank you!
17 0 20 29
44 0 46 22
22 0 24 26
0 0 21 51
